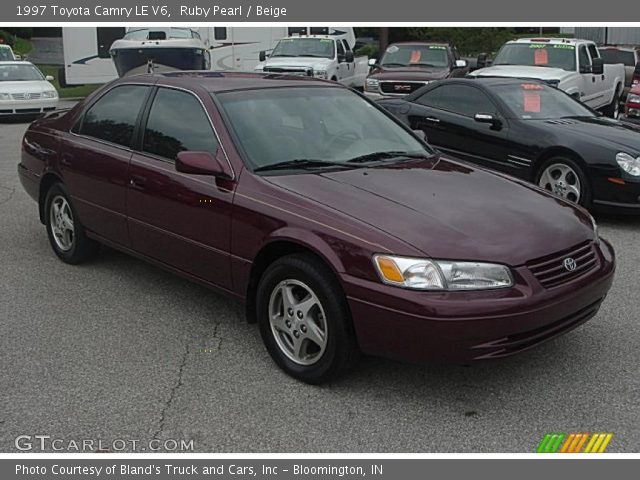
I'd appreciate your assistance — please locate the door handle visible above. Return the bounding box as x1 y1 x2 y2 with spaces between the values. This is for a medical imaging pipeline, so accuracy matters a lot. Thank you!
423 116 440 123
129 175 147 188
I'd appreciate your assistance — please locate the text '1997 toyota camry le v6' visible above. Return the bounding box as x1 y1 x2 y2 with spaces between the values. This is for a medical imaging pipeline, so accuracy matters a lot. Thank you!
378 77 640 212
18 72 615 383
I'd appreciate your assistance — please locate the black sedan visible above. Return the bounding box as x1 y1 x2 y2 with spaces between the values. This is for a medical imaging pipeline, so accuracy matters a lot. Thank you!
377 77 640 212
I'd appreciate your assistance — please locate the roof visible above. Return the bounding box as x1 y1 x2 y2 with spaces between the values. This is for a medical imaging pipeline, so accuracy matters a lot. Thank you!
0 61 35 66
138 71 341 93
506 37 589 45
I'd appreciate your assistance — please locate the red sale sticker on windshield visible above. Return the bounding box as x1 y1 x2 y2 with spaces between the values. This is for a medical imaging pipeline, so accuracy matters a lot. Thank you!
410 50 422 63
534 48 548 65
524 91 541 113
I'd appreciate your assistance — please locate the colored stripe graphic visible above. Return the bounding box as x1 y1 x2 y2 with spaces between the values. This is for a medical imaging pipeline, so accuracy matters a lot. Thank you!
538 433 613 453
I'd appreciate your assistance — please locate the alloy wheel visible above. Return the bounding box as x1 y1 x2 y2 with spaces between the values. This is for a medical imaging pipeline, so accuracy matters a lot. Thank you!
49 195 75 251
538 163 582 203
268 279 328 366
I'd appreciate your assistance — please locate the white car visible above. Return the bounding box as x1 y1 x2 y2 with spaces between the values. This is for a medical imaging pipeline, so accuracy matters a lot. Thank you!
0 44 18 61
0 62 59 117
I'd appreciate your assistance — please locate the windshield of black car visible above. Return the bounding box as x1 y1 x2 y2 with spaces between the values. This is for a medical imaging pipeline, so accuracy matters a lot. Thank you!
599 49 636 67
380 44 449 68
493 43 576 71
497 82 595 120
270 38 335 59
216 87 432 171
0 64 44 82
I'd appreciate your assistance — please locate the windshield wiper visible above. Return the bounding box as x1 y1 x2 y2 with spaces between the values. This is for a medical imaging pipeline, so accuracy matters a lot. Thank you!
380 62 406 67
253 159 353 172
346 151 430 164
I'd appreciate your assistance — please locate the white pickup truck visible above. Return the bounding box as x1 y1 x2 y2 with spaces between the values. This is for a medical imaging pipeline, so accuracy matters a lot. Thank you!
469 38 626 117
255 35 369 89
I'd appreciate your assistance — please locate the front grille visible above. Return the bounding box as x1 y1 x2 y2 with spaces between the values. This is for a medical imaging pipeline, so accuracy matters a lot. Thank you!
527 241 598 289
472 298 603 359
12 93 42 100
379 81 427 95
263 67 312 77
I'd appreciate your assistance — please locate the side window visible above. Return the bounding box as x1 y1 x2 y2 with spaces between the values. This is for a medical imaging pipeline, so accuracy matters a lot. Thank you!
336 41 345 58
77 85 150 147
342 40 352 52
422 84 496 117
415 87 444 107
142 88 219 161
578 46 591 70
588 44 600 61
214 27 227 41
452 48 460 60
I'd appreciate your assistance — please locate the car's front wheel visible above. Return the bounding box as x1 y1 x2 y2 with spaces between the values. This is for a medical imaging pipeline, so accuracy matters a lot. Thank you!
44 183 99 264
602 88 621 119
256 254 358 384
536 157 591 208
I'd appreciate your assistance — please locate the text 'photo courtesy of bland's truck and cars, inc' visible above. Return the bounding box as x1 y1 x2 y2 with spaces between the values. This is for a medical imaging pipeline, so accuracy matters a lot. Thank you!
15 5 289 18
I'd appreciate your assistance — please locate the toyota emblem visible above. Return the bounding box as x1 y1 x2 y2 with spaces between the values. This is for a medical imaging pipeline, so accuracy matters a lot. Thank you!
563 257 577 271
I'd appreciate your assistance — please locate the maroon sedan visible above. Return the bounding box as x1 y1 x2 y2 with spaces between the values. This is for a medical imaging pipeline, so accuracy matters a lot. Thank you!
18 72 615 383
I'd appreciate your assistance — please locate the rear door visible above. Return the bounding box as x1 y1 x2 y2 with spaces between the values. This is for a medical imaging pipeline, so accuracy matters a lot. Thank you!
63 83 153 247
407 83 513 172
127 86 235 290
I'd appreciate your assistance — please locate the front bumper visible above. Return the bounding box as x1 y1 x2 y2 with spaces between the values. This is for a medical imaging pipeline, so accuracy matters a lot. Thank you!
592 173 640 213
0 98 58 116
342 239 615 364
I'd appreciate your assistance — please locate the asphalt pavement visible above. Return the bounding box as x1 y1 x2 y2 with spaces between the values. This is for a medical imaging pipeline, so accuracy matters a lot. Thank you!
1 108 639 452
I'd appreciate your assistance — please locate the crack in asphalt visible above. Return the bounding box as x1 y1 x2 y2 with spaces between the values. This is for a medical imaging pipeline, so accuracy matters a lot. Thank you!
153 339 190 441
0 186 15 207
152 321 223 440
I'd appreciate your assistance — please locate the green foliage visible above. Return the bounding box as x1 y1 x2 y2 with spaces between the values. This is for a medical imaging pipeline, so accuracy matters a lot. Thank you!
355 44 380 59
3 27 33 39
0 30 15 47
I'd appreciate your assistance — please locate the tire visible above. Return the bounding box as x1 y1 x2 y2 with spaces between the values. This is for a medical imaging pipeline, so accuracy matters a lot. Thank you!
256 253 358 384
58 67 68 89
602 88 621 119
44 183 99 264
535 157 592 208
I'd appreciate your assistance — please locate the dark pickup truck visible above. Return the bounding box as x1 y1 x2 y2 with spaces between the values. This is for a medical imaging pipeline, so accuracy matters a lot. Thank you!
364 42 469 99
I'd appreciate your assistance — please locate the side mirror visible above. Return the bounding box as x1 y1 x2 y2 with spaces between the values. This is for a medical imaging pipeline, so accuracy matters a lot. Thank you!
474 113 502 129
259 51 266 62
368 58 378 66
454 59 468 69
176 151 232 178
45 75 54 82
592 57 604 75
345 51 355 63
476 53 488 69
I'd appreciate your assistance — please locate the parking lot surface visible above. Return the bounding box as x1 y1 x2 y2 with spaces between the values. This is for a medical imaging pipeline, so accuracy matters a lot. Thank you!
1 107 639 452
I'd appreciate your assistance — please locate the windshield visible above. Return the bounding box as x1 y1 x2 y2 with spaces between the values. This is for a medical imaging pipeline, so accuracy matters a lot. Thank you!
599 49 636 66
0 64 44 82
381 44 449 68
270 38 335 59
493 43 576 71
0 48 14 61
124 28 195 40
497 82 595 120
216 87 433 171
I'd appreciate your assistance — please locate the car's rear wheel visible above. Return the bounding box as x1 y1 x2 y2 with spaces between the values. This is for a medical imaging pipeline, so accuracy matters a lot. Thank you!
536 157 591 208
603 88 621 118
256 254 358 384
44 183 99 264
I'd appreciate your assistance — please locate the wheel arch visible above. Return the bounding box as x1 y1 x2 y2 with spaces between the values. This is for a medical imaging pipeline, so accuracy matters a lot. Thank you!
531 147 590 182
245 236 346 324
38 172 64 224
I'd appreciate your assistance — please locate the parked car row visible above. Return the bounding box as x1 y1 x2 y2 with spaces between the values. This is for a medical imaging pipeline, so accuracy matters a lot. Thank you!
19 71 616 383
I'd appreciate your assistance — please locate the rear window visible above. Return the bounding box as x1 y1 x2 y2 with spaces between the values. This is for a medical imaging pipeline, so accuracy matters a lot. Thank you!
599 49 637 67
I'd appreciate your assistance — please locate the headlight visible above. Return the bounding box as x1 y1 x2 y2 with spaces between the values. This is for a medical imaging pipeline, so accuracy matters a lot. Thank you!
627 94 640 104
616 152 640 176
0 93 11 100
313 70 328 79
365 77 379 92
589 213 600 245
373 255 513 291
41 90 58 99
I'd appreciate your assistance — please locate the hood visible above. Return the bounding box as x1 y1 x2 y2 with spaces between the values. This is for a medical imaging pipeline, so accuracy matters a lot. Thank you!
369 66 451 81
109 38 205 51
471 65 572 81
262 57 333 69
264 158 595 266
535 116 640 154
0 80 56 93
